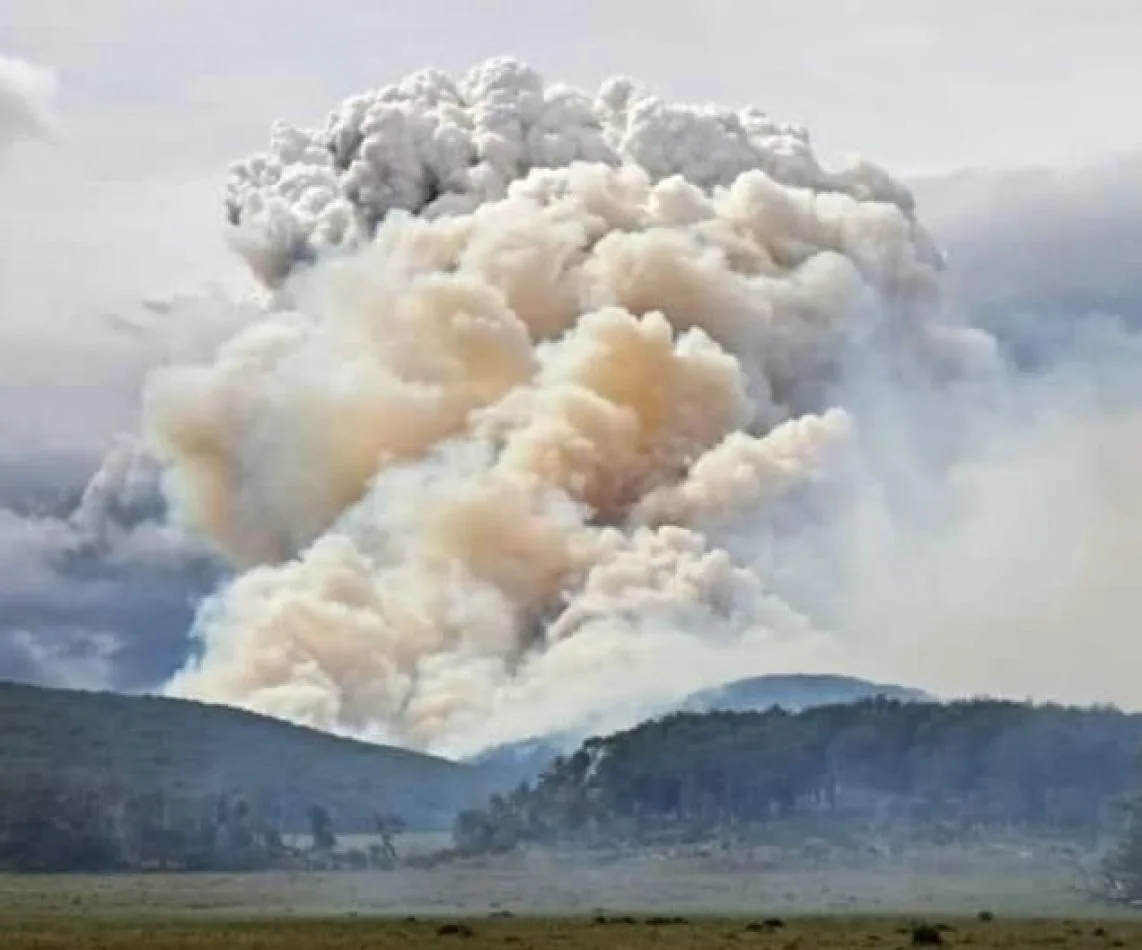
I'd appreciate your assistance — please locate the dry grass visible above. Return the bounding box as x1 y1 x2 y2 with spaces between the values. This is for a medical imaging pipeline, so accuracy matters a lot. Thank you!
3 915 1142 950
2 853 1140 948
0 851 1104 920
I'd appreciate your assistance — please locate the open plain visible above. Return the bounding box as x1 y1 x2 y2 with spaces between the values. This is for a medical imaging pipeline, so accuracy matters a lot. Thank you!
3 851 1142 949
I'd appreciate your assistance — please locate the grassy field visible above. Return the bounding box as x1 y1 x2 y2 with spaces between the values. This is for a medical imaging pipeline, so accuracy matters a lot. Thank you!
0 858 1104 920
3 915 1142 949
1 851 1140 948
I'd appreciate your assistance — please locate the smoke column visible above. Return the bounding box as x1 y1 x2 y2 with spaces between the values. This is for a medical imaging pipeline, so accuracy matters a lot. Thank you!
144 58 1109 757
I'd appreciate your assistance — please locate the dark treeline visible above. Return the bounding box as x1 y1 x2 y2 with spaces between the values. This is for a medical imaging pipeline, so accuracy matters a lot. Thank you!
1101 798 1142 904
454 699 1142 854
0 775 406 873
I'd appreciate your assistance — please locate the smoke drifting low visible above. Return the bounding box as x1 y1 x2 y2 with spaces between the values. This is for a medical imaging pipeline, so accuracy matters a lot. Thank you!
144 59 1142 756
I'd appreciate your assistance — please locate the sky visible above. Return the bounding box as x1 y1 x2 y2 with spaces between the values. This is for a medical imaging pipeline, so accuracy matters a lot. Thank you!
5 0 1142 457
1 0 1140 706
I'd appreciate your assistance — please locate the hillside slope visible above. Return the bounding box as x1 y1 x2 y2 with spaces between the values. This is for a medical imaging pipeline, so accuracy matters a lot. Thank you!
0 681 485 830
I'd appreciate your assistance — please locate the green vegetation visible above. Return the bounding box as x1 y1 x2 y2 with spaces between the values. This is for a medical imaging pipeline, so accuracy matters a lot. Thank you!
0 680 485 834
454 698 1142 853
467 674 930 789
7 679 1142 900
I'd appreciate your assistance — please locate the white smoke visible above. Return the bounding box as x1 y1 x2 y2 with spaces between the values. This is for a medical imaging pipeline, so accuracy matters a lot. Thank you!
0 54 57 150
223 57 936 288
145 58 1137 757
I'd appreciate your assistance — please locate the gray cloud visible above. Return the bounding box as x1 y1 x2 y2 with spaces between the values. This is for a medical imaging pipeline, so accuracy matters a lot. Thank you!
0 49 244 692
913 154 1142 358
0 438 222 691
0 267 248 693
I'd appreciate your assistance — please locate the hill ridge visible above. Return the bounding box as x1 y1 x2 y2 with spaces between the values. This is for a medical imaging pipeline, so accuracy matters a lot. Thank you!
0 679 482 830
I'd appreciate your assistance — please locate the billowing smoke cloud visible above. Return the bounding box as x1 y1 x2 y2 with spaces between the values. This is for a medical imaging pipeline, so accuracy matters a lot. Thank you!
143 58 997 756
0 54 56 150
221 57 935 288
141 58 1142 758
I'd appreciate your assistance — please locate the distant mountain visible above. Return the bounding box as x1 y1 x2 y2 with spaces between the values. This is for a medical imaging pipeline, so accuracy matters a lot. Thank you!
679 673 930 714
0 680 491 831
469 674 930 788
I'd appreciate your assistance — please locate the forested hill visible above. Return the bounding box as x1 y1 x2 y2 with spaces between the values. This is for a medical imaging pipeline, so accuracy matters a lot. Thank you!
0 680 486 830
468 674 930 787
454 698 1142 853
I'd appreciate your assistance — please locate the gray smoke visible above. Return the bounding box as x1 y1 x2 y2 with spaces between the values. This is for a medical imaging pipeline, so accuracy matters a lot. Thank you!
913 154 1142 362
0 438 221 690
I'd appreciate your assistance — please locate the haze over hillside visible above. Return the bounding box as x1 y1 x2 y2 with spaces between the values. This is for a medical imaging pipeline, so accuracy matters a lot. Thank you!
457 697 1142 857
468 674 930 786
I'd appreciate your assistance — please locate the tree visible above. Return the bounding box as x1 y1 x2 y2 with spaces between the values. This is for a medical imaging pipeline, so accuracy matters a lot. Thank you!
308 804 336 852
1099 798 1142 905
0 777 299 873
371 811 405 866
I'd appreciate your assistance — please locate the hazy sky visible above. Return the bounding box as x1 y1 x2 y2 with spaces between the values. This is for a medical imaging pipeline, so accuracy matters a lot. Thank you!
6 0 1142 175
1 1 1141 699
4 0 1142 458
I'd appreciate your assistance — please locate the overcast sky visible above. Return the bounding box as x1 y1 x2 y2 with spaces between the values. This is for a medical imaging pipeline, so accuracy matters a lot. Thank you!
4 0 1142 458
1 0 1141 696
6 0 1142 175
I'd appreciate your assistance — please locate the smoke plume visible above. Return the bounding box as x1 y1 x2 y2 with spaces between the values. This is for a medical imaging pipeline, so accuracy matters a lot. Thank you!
145 59 1138 756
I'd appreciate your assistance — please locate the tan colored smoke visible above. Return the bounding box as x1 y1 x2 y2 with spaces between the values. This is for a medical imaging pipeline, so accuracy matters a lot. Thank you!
148 61 991 755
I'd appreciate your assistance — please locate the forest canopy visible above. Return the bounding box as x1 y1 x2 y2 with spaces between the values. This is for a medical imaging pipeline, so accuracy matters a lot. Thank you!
453 699 1142 854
